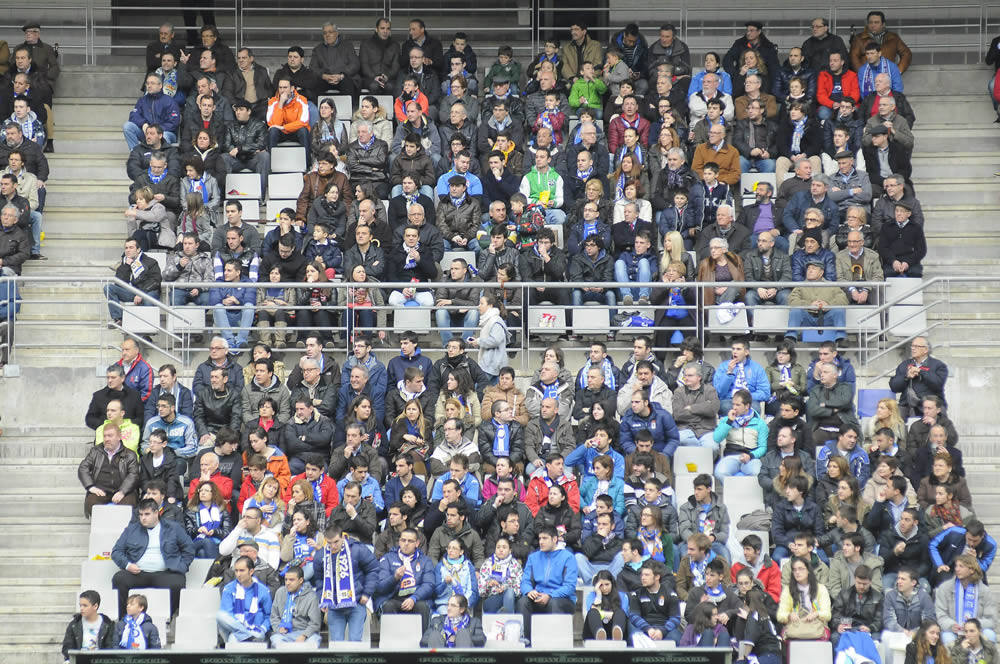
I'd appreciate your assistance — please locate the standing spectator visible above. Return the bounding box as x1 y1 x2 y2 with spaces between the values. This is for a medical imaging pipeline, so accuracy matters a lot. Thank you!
889 337 948 418
802 17 847 70
878 200 926 278
360 18 399 93
723 22 780 81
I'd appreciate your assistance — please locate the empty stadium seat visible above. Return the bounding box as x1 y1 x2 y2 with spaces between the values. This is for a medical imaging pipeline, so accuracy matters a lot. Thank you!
750 306 789 334
378 613 423 649
87 529 121 560
185 558 214 588
707 304 749 335
81 559 118 589
531 614 574 648
674 474 696 509
173 614 218 649
268 173 304 199
121 304 160 335
166 306 206 334
91 504 132 535
673 446 713 477
574 303 611 335
224 173 262 200
180 587 221 616
788 640 833 664
373 95 394 115
394 307 432 333
130 587 170 620
271 146 308 173
528 304 568 334
482 612 524 641
846 306 880 333
722 475 766 519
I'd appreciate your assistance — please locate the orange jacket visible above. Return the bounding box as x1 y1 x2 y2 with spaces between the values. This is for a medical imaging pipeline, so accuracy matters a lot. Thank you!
241 449 292 491
394 92 429 123
267 91 310 134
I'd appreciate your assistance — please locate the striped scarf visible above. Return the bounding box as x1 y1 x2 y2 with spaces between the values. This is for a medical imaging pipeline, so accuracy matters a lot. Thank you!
118 613 148 649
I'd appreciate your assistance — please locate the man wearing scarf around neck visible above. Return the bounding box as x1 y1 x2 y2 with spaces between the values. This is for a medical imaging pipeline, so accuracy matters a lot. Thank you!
676 532 731 601
105 238 162 325
218 555 273 644
269 564 321 647
316 522 380 642
376 527 436 630
477 400 525 474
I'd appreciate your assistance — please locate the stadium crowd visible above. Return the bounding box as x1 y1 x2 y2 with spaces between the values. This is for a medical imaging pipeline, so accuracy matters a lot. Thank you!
44 8 996 664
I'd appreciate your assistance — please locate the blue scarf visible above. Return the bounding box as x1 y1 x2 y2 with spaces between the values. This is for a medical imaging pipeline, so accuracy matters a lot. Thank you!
639 526 664 561
118 613 148 649
541 380 560 400
407 420 420 437
582 221 598 240
861 58 891 97
779 364 792 383
733 361 749 392
280 589 300 630
689 549 716 587
576 165 594 181
492 420 511 457
359 134 376 151
442 613 471 647
232 581 265 635
732 410 755 428
791 117 807 154
442 556 472 599
320 543 357 610
403 241 421 269
196 503 221 540
147 167 166 184
956 579 979 622
577 357 617 390
312 473 326 503
397 552 417 596
450 194 467 207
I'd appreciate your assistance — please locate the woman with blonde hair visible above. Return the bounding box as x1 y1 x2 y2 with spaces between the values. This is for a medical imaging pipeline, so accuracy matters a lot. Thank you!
184 480 231 558
863 397 907 450
389 399 432 475
566 177 613 228
660 230 696 277
696 236 745 323
733 49 770 98
653 259 696 349
243 475 287 530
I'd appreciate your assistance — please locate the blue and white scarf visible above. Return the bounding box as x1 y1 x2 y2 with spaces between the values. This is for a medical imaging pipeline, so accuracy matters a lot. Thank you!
577 358 618 390
279 589 300 630
733 361 749 392
232 582 265 635
129 253 146 281
158 68 179 97
779 364 792 383
956 579 979 622
576 165 594 181
689 551 713 587
118 613 148 649
189 176 209 204
196 503 222 539
442 613 471 647
398 552 418 596
320 543 357 610
359 134 376 151
860 58 891 97
541 380 561 400
442 557 473 599
312 473 326 503
492 420 510 457
403 241 421 269
790 117 807 154
147 167 166 184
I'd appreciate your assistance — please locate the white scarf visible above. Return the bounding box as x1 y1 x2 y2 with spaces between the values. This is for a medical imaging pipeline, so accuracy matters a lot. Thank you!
478 306 508 344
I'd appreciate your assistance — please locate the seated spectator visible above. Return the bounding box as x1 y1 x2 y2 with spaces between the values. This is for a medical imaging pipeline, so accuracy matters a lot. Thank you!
809 420 871 487
830 564 883 647
614 229 657 306
386 223 437 307
476 401 524 477
935 554 998 645
184 479 231 558
346 122 390 200
785 259 849 342
822 110 865 177
162 232 213 307
949 618 999 661
124 73 181 150
930 520 996 585
678 474 731 562
111 497 194 618
113 591 162 650
212 201 262 256
918 453 972 518
713 339 770 413
829 150 873 216
210 258 256 351
817 51 860 121
436 176 480 255
221 98 269 197
862 96 914 153
879 200 926 278
390 140 436 200
683 561 741 634
689 70 735 125
518 148 565 225
327 480 377 543
713 388 768 478
777 555 833 640
863 125 912 199
676 531 731 601
692 131 740 206
627 559 682 645
267 564 322 647
266 77 310 161
731 534 782 603
216 553 273 645
783 171 840 238
871 176 922 240
104 238 161 327
375 527 435 631
878 506 931 591
774 102 824 183
516 525 577 641
428 419 481 477
827 529 885 598
79 422 140 519
836 229 884 304
858 42 903 99
881 568 934 641
734 72 779 121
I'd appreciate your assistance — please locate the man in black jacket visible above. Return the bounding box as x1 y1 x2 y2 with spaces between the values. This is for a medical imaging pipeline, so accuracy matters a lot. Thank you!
427 338 490 401
346 123 390 199
723 21 780 80
104 238 162 325
878 200 926 278
398 19 445 74
388 224 438 307
130 152 182 218
519 228 568 306
231 48 272 120
862 126 912 198
86 364 146 430
874 507 930 586
831 565 883 646
193 365 241 444
0 203 30 275
359 18 399 93
221 99 270 196
126 124 182 181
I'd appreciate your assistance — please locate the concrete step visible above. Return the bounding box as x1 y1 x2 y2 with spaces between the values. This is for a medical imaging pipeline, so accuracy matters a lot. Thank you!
56 65 146 99
0 493 86 519
34 238 123 264
0 647 62 664
910 178 1000 206
0 464 82 490
897 65 991 95
43 208 127 235
911 153 1000 179
907 96 997 124
0 524 89 550
57 98 136 128
12 324 106 349
923 236 1000 259
46 179 132 208
50 129 129 158
47 154 129 180
910 124 998 153
0 609 74 644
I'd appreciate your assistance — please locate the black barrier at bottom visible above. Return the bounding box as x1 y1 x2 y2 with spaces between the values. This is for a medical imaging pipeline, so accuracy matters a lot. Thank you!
73 648 733 664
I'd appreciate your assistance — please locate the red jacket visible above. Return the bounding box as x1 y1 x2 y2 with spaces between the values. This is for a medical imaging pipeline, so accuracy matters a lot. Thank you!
607 113 651 156
283 472 339 517
187 473 234 505
817 69 860 109
731 557 782 603
394 92 430 123
525 473 581 516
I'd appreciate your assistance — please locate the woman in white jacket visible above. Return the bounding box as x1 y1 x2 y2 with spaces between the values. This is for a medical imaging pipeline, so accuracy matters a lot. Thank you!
469 293 508 383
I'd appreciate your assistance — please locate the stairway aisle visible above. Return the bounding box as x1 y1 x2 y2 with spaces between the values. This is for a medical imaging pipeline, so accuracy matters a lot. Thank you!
0 429 92 664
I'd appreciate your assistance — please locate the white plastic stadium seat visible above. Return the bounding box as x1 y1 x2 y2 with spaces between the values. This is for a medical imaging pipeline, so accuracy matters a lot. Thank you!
378 613 422 649
224 173 262 199
179 587 221 616
80 559 118 589
788 640 833 664
528 304 568 334
265 200 296 221
320 95 354 121
173 614 217 648
90 505 132 535
673 446 713 477
270 145 307 173
268 173 304 199
78 584 118 620
121 305 160 335
394 307 432 333
531 614 573 648
130 587 170 620
185 558 215 588
750 306 789 334
574 303 611 335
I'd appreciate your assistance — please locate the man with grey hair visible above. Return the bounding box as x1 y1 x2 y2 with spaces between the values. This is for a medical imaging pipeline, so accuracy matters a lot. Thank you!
312 22 361 97
696 203 750 261
743 229 792 308
870 173 921 236
346 120 390 199
290 356 337 418
673 364 720 451
145 22 183 73
801 16 847 71
863 96 914 150
86 364 146 430
785 259 848 343
783 174 840 237
835 229 883 304
525 362 574 420
335 364 386 425
564 121 609 178
688 72 734 125
0 203 29 275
